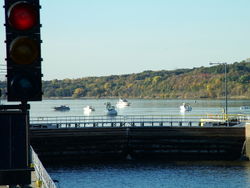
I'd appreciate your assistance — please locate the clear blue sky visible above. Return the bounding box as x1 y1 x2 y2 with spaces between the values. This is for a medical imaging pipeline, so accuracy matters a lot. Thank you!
0 0 249 80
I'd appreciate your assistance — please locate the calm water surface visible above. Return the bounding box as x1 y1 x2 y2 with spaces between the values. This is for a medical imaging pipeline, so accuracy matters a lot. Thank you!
6 99 250 188
47 161 250 188
21 98 250 117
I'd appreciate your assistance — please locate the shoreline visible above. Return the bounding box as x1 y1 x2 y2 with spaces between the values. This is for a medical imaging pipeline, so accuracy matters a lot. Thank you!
1 97 250 100
41 96 250 100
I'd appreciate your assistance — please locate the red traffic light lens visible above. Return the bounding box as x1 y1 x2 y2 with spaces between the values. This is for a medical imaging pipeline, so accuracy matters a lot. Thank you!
8 2 38 30
10 37 39 65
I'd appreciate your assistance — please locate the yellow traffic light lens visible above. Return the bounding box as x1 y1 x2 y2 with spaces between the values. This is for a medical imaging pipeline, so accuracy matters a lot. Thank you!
8 2 38 30
10 37 39 65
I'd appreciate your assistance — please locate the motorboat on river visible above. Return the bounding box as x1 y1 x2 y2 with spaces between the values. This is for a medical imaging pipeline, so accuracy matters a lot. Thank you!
106 102 117 116
240 106 250 110
53 105 70 111
83 105 95 114
116 98 130 108
180 103 192 112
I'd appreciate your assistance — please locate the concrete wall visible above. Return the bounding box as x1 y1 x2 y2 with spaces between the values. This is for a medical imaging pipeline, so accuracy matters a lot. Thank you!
31 126 245 163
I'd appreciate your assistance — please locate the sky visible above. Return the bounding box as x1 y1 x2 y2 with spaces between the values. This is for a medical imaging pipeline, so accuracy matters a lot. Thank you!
0 0 250 80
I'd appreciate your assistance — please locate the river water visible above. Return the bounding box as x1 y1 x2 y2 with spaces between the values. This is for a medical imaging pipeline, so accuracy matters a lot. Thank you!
25 98 250 117
5 98 250 188
47 161 250 188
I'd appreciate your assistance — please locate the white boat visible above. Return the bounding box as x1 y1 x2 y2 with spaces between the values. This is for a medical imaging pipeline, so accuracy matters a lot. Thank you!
106 102 117 116
116 98 130 108
180 103 192 112
240 106 250 110
83 105 95 114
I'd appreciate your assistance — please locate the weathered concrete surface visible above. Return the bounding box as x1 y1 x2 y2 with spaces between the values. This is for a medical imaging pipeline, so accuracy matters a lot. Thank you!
30 126 245 163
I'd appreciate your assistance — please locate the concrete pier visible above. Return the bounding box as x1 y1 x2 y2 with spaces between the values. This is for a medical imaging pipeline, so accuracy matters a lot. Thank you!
30 126 245 162
29 114 249 162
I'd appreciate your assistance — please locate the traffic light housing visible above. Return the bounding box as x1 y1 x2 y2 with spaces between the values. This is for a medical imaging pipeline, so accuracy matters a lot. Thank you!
4 0 42 102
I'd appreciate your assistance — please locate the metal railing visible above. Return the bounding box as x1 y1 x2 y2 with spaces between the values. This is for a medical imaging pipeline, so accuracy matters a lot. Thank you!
31 147 57 188
29 114 248 128
30 115 199 127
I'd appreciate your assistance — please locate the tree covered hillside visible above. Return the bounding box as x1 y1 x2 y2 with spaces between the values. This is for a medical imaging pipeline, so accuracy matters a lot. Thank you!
0 61 250 99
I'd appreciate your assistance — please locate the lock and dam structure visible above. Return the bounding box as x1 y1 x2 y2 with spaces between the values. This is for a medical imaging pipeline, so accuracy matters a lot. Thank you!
29 115 250 162
1 114 249 187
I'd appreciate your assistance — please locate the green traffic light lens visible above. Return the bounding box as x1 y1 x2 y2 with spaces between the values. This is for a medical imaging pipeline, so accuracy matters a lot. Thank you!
10 36 39 65
10 74 39 99
8 2 38 30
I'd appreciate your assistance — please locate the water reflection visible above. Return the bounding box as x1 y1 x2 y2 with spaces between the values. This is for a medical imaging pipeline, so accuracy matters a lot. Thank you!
4 98 246 117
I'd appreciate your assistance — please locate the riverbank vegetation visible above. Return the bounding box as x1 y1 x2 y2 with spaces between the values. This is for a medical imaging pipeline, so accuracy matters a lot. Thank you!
0 61 250 99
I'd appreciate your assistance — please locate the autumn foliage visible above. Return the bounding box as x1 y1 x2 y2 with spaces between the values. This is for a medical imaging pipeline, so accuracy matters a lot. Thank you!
0 61 250 99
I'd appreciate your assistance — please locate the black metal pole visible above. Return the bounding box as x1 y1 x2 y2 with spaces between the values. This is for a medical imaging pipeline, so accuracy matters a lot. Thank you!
224 63 228 118
209 62 228 124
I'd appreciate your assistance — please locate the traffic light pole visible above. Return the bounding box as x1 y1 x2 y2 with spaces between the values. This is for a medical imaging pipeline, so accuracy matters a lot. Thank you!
0 104 32 186
1 0 42 186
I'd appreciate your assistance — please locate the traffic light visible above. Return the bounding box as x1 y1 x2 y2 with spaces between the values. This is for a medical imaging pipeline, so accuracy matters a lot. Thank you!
4 0 42 102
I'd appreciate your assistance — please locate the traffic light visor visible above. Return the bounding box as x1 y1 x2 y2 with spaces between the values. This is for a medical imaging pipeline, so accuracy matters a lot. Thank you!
10 36 39 65
8 2 38 30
